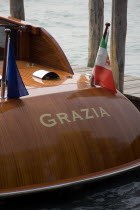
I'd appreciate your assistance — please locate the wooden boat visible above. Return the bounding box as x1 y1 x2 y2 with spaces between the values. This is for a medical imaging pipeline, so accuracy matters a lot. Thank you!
0 16 140 197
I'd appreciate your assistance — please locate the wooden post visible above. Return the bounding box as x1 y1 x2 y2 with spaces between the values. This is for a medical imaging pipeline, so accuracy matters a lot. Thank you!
10 0 25 20
110 0 128 93
87 0 104 67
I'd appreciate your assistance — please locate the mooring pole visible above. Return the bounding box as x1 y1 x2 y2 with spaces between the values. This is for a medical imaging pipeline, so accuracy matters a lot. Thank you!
10 0 25 20
110 0 128 93
1 29 11 99
87 0 104 68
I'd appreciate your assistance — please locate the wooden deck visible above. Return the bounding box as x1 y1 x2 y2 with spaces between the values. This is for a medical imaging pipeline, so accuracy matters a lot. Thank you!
72 65 140 101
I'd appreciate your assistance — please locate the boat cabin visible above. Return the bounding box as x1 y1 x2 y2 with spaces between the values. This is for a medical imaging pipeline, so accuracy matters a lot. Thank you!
0 15 74 92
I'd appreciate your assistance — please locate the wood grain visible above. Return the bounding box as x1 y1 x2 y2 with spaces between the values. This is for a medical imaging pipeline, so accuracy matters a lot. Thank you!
10 0 25 21
110 0 128 92
0 16 140 196
88 0 104 67
0 61 140 195
29 28 73 74
0 16 73 74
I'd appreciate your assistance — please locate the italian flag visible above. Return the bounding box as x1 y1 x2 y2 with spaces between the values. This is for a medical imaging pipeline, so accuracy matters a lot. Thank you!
93 34 117 94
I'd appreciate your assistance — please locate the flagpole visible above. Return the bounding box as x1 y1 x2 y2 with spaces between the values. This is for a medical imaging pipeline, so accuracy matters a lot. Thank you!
1 29 11 99
90 23 110 87
103 23 110 39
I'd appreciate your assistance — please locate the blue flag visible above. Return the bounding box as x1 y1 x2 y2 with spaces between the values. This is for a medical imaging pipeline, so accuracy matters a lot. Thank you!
6 38 29 98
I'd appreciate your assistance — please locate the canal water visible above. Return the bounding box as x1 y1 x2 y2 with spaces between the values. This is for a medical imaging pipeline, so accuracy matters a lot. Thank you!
0 1 140 209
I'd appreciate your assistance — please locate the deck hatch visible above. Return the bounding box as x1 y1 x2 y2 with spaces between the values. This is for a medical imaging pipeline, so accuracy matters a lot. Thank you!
32 70 60 80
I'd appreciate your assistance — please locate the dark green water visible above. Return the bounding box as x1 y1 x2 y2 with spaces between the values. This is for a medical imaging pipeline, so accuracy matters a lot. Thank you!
1 168 140 210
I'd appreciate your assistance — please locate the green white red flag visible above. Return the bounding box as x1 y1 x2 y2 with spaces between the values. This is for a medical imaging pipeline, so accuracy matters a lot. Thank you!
92 31 117 94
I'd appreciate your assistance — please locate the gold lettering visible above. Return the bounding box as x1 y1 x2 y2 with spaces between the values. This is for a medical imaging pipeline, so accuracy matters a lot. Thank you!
72 111 83 121
40 106 111 128
81 108 94 119
99 107 111 117
40 114 57 127
56 113 71 124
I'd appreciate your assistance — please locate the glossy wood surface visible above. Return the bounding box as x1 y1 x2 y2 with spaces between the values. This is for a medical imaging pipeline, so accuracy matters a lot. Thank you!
29 28 73 74
0 62 140 196
0 16 73 74
0 17 140 196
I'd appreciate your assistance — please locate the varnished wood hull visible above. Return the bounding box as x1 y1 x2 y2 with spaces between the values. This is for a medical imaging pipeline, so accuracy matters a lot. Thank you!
1 160 140 198
0 16 140 197
0 85 140 197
